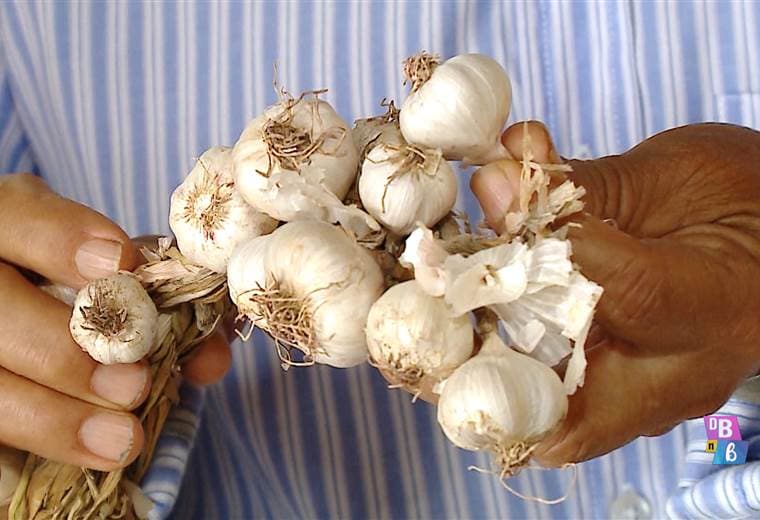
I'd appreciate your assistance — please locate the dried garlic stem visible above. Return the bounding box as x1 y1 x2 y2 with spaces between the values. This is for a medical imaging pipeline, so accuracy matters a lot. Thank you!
403 51 440 91
261 90 347 177
241 279 321 367
180 158 234 241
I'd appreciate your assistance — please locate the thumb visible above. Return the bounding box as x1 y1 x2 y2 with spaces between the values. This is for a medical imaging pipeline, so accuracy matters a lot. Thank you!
569 212 727 353
0 174 138 288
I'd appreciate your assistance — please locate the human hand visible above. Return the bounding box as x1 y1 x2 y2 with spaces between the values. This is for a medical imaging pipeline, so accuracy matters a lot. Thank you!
0 174 231 471
471 122 760 466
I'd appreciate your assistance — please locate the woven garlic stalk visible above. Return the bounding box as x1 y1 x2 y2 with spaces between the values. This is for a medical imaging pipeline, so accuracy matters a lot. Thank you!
8 238 229 520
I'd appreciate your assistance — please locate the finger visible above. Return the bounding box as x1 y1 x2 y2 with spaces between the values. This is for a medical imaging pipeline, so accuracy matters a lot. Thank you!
568 214 733 352
472 121 564 234
501 120 562 163
182 330 232 386
0 174 139 288
0 366 144 471
0 262 150 409
470 160 522 234
533 338 746 466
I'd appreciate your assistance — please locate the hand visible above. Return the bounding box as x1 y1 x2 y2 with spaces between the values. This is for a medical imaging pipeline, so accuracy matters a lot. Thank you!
471 122 760 466
0 174 231 471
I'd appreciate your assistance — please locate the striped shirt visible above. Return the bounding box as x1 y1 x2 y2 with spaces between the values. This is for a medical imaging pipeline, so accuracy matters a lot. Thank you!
1 1 759 518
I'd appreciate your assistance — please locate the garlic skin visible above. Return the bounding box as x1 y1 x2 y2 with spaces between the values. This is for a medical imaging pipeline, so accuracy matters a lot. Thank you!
437 334 567 453
69 273 158 365
400 53 512 165
232 97 359 221
366 280 473 390
169 146 278 273
229 221 384 368
0 446 25 507
398 226 449 296
227 234 270 308
359 138 457 235
227 234 270 330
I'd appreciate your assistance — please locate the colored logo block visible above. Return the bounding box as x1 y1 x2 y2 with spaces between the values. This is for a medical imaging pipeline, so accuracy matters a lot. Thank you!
704 415 742 440
712 440 749 465
705 440 717 453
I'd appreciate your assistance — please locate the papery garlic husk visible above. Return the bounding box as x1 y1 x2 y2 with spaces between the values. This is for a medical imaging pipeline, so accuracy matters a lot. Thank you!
358 126 457 236
232 94 383 243
492 270 602 393
0 446 25 507
437 333 567 476
69 273 158 364
402 226 602 393
366 280 473 392
229 220 384 368
352 100 402 157
169 145 278 273
398 226 449 296
400 53 512 165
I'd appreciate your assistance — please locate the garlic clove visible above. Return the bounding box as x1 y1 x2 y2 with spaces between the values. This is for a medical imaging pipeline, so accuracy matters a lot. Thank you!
69 273 158 365
169 145 277 273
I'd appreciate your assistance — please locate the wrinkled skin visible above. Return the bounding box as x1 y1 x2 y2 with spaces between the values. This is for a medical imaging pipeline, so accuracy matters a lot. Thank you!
471 122 760 466
0 174 231 471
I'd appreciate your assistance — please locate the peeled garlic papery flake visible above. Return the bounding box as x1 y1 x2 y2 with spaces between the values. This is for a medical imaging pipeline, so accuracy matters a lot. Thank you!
366 280 473 392
69 273 158 365
229 221 384 368
169 145 278 273
359 131 457 236
437 333 567 476
398 226 449 296
492 271 602 393
233 94 382 244
400 53 512 165
402 226 602 393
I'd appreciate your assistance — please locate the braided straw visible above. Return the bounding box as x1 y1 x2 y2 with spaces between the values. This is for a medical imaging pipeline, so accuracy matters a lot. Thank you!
8 238 230 520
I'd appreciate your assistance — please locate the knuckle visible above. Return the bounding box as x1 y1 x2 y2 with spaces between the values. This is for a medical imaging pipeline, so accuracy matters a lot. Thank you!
0 172 46 193
606 254 666 331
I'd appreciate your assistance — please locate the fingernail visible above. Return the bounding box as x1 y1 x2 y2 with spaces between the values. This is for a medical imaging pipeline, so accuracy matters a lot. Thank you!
91 364 148 408
75 238 123 280
79 413 134 463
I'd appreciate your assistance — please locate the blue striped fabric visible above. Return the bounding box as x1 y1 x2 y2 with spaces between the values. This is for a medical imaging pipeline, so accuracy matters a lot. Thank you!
0 1 759 518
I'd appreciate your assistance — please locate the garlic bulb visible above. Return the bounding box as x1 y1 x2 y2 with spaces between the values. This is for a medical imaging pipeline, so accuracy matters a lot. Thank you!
227 234 270 310
366 280 473 391
232 94 358 219
228 220 384 368
359 129 457 235
437 333 567 475
169 146 278 273
352 100 402 157
69 273 158 365
400 53 512 164
0 447 25 507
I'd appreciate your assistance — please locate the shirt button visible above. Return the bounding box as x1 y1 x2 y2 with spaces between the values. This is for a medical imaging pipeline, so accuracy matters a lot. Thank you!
609 487 653 519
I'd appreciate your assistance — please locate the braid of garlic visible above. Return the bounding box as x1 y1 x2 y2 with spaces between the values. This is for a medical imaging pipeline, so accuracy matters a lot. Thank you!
9 238 229 520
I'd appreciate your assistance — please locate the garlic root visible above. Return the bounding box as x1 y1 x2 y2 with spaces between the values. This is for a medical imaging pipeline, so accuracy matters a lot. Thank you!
69 273 158 365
